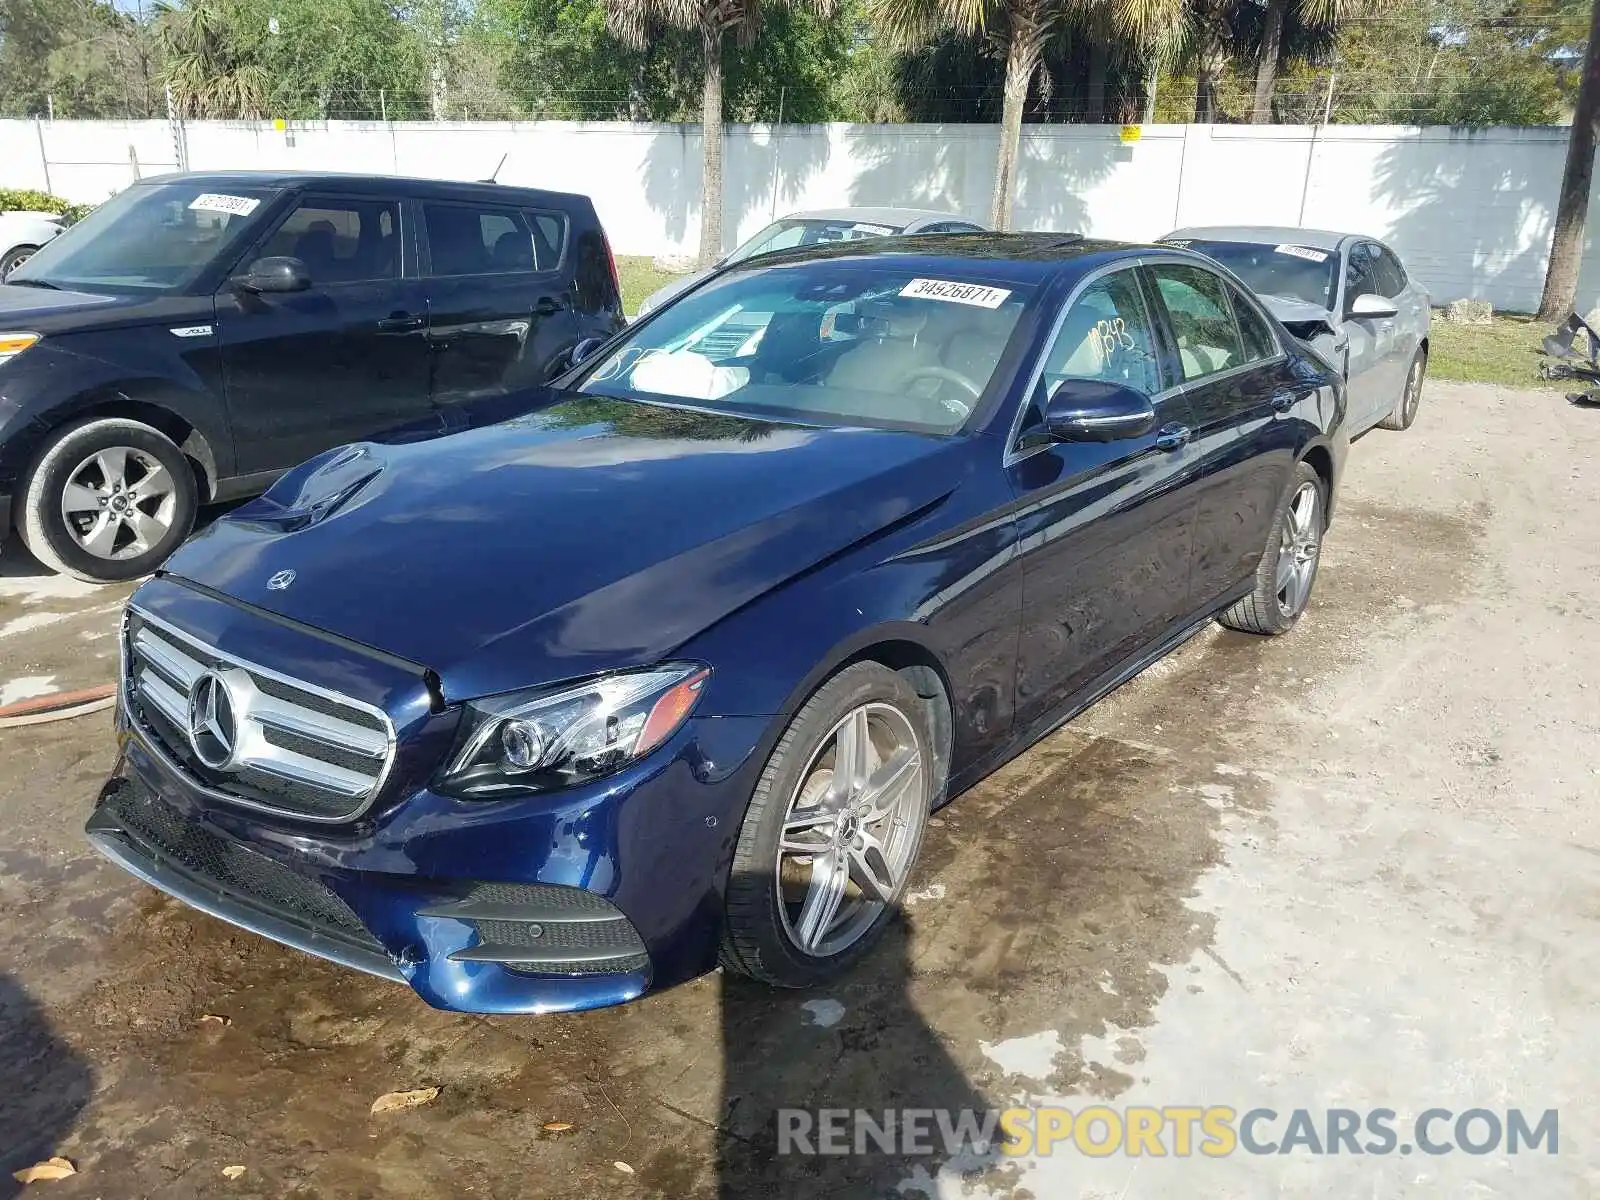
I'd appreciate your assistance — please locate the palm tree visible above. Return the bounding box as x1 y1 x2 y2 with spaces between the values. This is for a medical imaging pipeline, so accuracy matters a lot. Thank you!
156 0 268 118
1250 0 1370 122
869 0 1181 230
604 0 839 268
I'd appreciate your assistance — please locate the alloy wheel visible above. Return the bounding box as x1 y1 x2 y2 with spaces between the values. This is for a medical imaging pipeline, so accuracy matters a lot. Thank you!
1403 358 1423 423
60 445 179 561
1275 481 1322 618
775 702 927 958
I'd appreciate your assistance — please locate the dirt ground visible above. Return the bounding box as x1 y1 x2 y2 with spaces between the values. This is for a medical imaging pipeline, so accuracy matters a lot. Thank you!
1 380 1596 1199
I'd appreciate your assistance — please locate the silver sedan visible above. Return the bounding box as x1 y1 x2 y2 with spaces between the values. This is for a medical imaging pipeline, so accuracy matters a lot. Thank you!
638 207 986 316
1162 226 1431 435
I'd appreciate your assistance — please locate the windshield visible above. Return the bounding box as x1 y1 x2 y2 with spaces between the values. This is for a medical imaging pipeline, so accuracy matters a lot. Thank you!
728 217 904 264
1170 239 1339 309
579 264 1033 434
10 182 278 294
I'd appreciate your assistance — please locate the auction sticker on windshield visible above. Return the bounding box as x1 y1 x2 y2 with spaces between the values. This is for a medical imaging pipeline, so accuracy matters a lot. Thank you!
189 193 261 217
900 278 1013 308
1274 244 1329 263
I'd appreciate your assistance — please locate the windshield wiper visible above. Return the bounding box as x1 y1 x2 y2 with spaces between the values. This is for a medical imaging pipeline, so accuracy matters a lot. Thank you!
5 277 60 290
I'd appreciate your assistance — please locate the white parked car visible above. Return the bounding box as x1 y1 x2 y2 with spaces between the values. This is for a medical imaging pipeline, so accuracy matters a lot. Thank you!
1163 226 1431 435
637 207 987 316
0 211 66 279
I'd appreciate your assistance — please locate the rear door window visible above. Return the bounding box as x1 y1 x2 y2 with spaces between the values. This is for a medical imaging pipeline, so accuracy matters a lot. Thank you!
423 201 547 276
1146 263 1246 382
1227 283 1278 362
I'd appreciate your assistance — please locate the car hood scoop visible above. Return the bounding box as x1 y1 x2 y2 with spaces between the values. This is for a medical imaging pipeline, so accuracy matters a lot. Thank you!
163 398 956 701
243 445 384 531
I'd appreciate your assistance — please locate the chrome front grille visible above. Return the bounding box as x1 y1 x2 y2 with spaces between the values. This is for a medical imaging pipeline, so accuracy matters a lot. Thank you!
122 607 395 822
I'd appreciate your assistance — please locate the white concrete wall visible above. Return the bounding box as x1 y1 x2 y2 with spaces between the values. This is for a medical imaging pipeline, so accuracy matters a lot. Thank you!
2 117 1595 311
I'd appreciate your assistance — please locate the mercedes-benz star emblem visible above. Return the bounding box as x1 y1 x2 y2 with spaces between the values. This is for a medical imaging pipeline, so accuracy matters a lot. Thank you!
266 569 296 591
186 671 239 769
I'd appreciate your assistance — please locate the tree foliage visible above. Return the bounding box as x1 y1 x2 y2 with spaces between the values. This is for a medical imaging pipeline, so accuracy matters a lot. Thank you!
0 0 161 117
0 0 1587 128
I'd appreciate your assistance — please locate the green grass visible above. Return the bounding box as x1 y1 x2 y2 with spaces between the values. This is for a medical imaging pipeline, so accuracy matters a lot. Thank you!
615 254 689 317
1428 312 1566 390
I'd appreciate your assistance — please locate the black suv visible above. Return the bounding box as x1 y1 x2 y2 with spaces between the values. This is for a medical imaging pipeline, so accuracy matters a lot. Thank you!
0 171 625 581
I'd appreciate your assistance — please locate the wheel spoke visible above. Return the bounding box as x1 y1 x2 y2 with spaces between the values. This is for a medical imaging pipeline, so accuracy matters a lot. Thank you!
833 708 872 797
1276 544 1296 595
849 837 897 903
858 745 919 823
125 508 168 552
795 848 849 950
1289 487 1315 537
137 462 175 501
79 511 120 556
60 483 103 515
780 805 837 854
93 447 130 490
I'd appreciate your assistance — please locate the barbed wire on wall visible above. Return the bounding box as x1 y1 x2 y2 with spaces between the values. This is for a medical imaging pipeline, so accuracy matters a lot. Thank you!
0 92 1573 126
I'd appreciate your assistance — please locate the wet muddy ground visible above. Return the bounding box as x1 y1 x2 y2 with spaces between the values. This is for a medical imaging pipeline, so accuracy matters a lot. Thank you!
1 381 1597 1198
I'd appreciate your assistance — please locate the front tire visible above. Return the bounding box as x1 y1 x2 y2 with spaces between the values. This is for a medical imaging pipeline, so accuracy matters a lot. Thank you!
17 418 198 583
720 662 935 987
1380 346 1426 431
1 244 38 279
1219 462 1326 636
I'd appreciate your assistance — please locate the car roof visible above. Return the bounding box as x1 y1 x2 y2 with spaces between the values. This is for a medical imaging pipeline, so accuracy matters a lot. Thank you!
135 170 592 207
784 206 978 228
1166 226 1359 252
729 232 1173 285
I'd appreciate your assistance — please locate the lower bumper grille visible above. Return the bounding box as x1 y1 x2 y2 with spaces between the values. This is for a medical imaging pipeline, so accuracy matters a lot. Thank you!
89 776 394 974
420 882 650 977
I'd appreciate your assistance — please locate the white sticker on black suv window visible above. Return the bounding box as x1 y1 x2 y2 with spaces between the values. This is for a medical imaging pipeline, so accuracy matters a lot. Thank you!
189 193 260 217
1274 244 1329 263
899 278 1012 308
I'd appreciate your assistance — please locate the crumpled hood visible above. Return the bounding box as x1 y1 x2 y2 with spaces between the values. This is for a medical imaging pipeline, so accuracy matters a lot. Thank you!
1258 293 1337 329
164 397 956 701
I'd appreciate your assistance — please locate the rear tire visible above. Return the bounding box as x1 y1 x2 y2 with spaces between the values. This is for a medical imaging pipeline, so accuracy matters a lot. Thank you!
1 244 38 279
17 418 197 583
720 662 935 988
1219 462 1326 636
1380 347 1426 431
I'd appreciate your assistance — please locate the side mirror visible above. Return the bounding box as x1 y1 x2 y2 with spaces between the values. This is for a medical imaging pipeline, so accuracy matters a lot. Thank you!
1044 379 1157 443
569 336 606 367
1349 292 1398 319
233 255 311 294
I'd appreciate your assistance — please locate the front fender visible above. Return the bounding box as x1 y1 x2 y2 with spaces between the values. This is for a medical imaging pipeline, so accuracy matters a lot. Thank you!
0 342 234 490
679 460 1023 778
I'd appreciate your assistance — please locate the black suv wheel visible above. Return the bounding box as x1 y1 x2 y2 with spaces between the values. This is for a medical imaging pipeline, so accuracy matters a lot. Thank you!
17 418 198 583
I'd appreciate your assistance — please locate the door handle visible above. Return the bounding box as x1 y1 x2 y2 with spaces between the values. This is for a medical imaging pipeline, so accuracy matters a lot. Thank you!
534 296 566 317
377 313 424 332
1155 423 1191 452
1270 390 1299 413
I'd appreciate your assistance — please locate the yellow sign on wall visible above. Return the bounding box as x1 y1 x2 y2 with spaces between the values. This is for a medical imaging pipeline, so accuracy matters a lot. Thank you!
1119 125 1142 144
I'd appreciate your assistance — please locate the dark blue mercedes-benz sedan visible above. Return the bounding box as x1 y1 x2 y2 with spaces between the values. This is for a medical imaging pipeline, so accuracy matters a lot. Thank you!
88 234 1346 1014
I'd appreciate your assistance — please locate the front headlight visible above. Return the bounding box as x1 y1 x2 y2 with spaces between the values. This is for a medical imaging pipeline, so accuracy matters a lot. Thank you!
0 332 40 365
436 663 710 799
